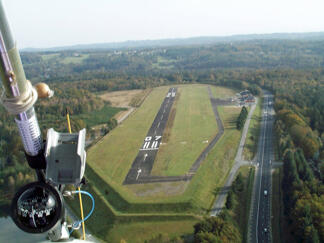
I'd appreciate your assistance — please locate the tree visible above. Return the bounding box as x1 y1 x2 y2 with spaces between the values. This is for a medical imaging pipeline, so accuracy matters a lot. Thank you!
225 191 234 209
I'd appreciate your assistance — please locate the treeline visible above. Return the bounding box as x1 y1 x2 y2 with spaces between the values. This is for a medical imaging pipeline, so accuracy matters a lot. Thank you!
282 149 323 242
236 106 248 130
275 97 324 241
0 105 35 205
20 39 324 83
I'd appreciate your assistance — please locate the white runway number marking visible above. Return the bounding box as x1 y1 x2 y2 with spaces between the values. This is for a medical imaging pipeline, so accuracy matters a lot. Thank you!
140 136 162 150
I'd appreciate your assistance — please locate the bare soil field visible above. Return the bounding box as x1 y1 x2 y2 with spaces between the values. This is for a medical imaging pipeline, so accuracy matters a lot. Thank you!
100 89 144 107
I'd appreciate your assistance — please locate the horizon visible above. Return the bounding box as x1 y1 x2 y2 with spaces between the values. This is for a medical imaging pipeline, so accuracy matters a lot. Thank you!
21 31 324 51
3 0 324 49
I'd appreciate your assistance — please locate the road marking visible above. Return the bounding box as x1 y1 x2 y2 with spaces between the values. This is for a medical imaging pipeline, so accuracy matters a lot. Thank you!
161 115 163 120
166 93 171 97
157 122 160 128
136 168 142 180
144 153 148 161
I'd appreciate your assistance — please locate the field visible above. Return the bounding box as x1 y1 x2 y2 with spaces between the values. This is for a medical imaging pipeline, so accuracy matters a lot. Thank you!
77 84 243 242
100 89 144 107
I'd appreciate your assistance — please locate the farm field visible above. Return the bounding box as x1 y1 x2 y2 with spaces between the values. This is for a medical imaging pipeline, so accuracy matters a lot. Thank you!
99 89 144 107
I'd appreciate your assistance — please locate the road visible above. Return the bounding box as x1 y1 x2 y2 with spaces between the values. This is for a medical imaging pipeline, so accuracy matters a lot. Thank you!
210 97 257 216
248 91 274 243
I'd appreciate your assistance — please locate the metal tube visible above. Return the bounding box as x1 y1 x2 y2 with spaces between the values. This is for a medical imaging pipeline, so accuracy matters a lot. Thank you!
0 0 42 156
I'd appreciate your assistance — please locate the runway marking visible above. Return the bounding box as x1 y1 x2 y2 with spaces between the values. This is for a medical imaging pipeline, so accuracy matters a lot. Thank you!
139 147 159 151
151 141 158 149
166 93 171 97
140 136 162 150
144 153 148 161
172 92 176 97
157 122 160 128
143 142 150 149
136 169 142 180
161 115 163 120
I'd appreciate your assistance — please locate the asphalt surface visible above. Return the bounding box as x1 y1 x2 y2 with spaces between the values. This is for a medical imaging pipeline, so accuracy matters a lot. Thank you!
210 97 257 216
248 91 274 243
123 87 177 184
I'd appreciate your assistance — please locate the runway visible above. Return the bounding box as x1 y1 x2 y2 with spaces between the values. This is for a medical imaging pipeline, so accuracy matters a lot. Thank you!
123 88 177 184
123 86 230 185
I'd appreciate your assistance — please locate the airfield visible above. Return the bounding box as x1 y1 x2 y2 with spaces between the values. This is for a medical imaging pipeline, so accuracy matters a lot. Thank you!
86 84 242 202
71 84 247 242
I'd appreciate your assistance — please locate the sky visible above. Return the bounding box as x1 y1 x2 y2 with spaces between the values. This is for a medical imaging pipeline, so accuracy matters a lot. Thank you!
2 0 324 48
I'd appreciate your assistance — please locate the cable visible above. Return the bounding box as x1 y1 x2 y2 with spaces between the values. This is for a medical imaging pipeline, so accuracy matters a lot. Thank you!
66 112 86 240
67 190 95 236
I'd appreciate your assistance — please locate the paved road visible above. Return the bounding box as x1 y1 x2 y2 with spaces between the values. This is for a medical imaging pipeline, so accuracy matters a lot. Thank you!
248 91 274 243
210 98 257 216
124 88 177 184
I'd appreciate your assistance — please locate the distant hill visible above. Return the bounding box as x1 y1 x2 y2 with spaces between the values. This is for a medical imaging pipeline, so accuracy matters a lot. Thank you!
22 32 324 52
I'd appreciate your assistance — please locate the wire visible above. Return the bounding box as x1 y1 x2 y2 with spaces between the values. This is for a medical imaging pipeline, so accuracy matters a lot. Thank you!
68 190 95 236
66 112 86 240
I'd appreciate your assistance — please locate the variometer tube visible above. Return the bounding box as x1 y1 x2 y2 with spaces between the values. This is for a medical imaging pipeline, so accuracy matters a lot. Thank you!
0 0 42 157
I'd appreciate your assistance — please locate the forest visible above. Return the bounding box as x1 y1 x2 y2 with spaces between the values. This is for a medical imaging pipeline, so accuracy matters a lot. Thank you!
0 38 323 241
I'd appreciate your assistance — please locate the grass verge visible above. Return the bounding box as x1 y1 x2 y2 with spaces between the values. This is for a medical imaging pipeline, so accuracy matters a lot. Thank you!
227 166 255 242
272 167 283 243
243 97 263 161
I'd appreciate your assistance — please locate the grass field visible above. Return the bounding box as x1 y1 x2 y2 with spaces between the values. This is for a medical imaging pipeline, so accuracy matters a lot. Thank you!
107 220 197 243
243 97 262 161
61 54 89 64
152 85 218 176
75 104 125 127
41 53 60 61
210 85 237 98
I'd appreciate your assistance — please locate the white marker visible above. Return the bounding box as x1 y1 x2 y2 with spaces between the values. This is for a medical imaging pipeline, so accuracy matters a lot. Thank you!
143 142 150 149
136 169 142 180
157 122 160 128
144 153 148 161
151 141 158 149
